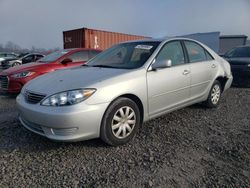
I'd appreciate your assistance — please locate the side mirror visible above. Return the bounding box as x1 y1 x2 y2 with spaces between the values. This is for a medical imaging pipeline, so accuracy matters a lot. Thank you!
152 59 172 70
61 58 72 65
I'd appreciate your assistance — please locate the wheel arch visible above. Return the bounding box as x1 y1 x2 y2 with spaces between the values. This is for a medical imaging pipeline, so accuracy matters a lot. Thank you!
108 93 144 125
215 76 228 92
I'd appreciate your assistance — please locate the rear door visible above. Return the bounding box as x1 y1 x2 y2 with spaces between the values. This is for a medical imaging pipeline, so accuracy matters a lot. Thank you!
147 41 191 117
184 41 217 99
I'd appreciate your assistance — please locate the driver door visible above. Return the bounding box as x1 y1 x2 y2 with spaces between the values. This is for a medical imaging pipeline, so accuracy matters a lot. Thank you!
147 41 191 118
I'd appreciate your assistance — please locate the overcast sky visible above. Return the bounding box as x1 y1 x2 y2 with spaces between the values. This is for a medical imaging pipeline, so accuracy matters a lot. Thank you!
0 0 249 49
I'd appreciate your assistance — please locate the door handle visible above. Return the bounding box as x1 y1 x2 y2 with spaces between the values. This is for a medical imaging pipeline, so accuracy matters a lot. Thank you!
183 70 190 75
212 64 216 68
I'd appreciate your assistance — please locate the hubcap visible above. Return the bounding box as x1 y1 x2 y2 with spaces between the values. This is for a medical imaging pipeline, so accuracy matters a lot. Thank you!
111 106 136 139
211 84 221 105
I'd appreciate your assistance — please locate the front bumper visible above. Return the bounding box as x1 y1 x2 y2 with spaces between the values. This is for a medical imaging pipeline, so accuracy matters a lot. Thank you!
0 75 36 94
16 93 109 142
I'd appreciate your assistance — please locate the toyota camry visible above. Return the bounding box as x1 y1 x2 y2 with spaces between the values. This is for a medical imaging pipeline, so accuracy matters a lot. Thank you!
17 38 233 145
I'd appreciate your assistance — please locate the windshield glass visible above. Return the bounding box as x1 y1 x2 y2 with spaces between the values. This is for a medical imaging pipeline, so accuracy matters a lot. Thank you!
87 41 160 69
38 50 70 63
225 46 250 58
18 53 29 58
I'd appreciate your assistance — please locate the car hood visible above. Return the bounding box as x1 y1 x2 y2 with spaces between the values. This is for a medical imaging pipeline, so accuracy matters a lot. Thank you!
226 57 250 64
0 62 45 75
24 66 130 95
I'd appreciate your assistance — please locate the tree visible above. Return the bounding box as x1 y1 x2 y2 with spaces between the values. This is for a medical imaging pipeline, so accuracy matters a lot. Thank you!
0 41 61 54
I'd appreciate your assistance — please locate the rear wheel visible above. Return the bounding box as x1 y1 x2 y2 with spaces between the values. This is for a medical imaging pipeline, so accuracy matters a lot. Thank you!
204 80 222 108
100 97 140 146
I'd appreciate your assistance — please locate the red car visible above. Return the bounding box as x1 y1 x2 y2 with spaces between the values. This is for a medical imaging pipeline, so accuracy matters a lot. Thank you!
0 48 101 93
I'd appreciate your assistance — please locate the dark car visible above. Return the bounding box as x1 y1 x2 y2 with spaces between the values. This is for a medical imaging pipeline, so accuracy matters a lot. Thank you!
1 53 44 69
223 46 250 86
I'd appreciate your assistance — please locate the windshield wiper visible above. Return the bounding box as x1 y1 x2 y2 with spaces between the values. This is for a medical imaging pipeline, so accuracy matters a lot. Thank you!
91 65 114 68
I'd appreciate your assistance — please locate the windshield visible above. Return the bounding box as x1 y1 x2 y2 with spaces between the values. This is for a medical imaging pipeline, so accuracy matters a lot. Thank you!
38 50 70 63
225 46 250 58
87 41 160 69
18 53 29 58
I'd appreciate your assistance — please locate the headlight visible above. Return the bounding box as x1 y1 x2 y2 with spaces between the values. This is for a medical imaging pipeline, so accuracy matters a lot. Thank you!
248 64 250 67
11 71 35 79
41 89 96 106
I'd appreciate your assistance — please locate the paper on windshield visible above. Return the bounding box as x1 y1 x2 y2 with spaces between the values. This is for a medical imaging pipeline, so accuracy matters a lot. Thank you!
135 45 153 50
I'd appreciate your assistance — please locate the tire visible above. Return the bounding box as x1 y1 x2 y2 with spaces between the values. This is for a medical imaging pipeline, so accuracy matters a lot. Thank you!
204 80 222 108
12 62 21 67
100 97 140 146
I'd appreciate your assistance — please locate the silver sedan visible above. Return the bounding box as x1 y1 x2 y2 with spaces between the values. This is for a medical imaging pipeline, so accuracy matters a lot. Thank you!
16 38 233 145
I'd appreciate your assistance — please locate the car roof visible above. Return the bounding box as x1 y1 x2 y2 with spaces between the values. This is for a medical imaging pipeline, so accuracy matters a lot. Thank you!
64 48 102 52
120 37 201 44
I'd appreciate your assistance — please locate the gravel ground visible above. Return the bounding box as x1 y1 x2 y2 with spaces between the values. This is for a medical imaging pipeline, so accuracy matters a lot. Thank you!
0 88 249 187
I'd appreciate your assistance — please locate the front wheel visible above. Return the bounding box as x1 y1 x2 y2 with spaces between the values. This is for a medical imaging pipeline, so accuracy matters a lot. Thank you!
204 80 222 108
100 97 140 146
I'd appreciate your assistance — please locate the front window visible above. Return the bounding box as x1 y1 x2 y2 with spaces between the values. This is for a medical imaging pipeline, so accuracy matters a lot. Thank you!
38 50 71 63
87 42 160 69
22 55 34 62
156 41 185 66
225 46 250 58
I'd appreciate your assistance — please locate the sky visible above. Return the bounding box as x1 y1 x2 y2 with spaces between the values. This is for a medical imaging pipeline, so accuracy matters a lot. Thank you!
0 0 249 49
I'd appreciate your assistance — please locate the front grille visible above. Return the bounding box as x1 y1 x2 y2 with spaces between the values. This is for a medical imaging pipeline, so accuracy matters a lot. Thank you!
0 75 9 89
25 90 46 104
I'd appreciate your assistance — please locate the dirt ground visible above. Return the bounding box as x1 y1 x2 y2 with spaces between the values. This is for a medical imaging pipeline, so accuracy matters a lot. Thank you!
0 88 249 187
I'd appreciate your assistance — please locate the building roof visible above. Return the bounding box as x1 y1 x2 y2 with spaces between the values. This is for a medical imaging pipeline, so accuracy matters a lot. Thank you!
220 35 248 39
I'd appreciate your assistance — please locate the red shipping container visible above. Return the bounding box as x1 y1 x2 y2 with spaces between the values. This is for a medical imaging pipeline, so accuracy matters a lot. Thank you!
63 27 149 50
